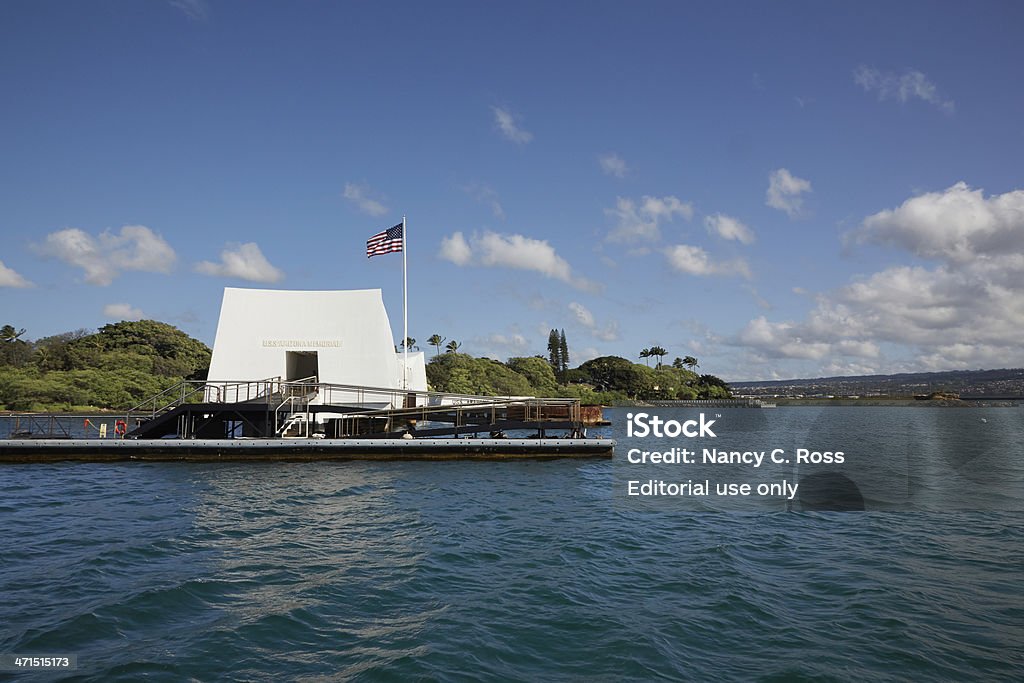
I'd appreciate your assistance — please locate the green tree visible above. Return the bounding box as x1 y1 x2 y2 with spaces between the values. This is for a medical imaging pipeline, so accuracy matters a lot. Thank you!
649 345 667 368
426 353 532 396
642 365 701 400
445 339 462 354
427 334 446 356
683 355 699 372
0 324 31 367
400 337 418 351
507 356 558 394
639 348 651 367
561 367 588 385
697 373 731 399
578 355 650 399
558 329 569 375
0 320 211 410
477 358 534 396
1 325 26 343
547 329 561 374
445 367 474 394
33 330 90 371
71 321 211 378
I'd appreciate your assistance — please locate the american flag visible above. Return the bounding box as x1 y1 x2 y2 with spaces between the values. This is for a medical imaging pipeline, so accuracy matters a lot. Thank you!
366 223 403 257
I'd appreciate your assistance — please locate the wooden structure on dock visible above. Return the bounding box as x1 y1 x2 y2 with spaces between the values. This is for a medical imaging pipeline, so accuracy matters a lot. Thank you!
125 378 588 440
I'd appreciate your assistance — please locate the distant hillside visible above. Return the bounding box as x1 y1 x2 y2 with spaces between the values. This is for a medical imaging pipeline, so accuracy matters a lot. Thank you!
731 368 1024 399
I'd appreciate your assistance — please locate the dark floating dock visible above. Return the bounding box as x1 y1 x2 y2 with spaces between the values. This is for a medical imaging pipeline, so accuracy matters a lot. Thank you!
0 437 613 462
1 378 614 462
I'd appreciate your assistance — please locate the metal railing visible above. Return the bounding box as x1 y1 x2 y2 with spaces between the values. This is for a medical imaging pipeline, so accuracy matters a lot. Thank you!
127 377 290 418
4 380 584 441
275 395 310 437
122 376 583 437
3 414 73 439
3 414 127 439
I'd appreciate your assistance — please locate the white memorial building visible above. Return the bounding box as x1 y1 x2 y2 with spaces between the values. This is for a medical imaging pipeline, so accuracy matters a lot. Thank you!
206 288 427 406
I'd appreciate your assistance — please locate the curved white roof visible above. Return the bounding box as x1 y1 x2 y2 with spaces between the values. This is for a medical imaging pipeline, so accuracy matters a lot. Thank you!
207 288 426 394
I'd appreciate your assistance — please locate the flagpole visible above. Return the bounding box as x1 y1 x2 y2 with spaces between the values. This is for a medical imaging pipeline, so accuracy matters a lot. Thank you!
402 214 408 392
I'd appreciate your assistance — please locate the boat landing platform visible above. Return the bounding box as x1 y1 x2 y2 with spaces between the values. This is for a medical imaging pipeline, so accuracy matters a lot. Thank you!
0 437 615 463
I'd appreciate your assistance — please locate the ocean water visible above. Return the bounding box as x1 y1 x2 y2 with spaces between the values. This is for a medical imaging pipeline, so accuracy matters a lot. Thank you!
1 407 1022 681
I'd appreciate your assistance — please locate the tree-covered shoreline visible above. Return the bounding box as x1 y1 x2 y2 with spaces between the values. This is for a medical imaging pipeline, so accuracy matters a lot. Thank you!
1 322 730 411
0 321 210 412
425 350 731 404
424 330 731 404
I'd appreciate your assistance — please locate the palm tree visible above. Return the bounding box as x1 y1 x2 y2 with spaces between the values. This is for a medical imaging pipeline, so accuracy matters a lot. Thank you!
445 339 462 354
640 348 651 367
400 337 418 351
683 355 699 372
649 346 667 368
427 334 446 356
1 325 26 343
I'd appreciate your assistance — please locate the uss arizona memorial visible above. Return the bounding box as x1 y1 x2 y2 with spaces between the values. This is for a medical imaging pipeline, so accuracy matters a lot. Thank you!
207 287 427 400
1 283 612 460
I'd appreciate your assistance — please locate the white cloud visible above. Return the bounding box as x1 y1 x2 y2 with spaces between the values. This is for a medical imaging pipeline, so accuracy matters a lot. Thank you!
593 322 620 342
853 65 955 113
492 106 533 144
740 316 832 360
463 183 505 219
477 232 583 287
664 244 752 279
642 195 693 222
737 257 1024 370
103 303 145 321
475 332 530 360
836 340 881 358
196 243 284 283
705 213 755 244
605 195 693 243
837 263 1024 348
599 153 628 178
733 181 1024 374
438 232 472 266
566 302 621 341
439 230 596 291
738 312 880 364
820 361 880 377
35 225 176 286
569 302 595 328
169 0 207 21
342 182 389 217
0 260 32 288
766 168 812 218
851 182 1024 264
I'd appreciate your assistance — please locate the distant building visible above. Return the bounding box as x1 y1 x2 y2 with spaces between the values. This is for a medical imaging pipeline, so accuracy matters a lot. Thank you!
206 288 427 407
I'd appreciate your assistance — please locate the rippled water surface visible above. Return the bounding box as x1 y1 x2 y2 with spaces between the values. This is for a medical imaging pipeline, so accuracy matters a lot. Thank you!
2 407 1023 681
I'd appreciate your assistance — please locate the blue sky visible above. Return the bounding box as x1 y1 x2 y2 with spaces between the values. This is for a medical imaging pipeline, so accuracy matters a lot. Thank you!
2 0 1023 380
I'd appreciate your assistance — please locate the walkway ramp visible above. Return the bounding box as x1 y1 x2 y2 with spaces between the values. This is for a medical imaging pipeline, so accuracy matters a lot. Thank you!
125 378 588 440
